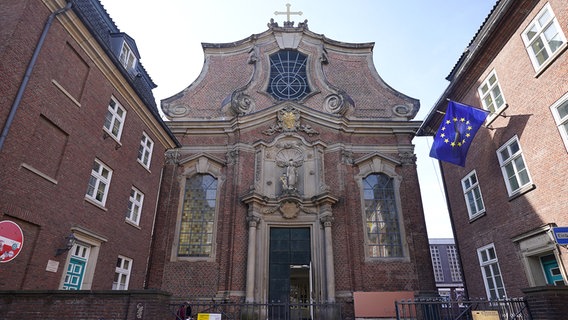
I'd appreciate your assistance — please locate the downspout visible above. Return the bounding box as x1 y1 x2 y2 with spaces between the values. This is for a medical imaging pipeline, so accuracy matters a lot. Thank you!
0 1 72 152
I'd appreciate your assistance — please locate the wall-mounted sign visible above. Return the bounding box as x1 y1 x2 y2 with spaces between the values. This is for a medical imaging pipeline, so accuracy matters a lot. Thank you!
472 310 499 320
552 227 568 246
197 314 222 320
0 220 24 263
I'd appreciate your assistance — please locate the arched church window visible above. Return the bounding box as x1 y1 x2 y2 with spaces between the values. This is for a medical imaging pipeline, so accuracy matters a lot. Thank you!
178 174 217 257
267 50 310 101
363 173 403 258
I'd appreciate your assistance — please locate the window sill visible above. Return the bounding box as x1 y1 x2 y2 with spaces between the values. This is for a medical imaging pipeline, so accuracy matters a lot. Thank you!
102 130 123 149
532 43 567 78
174 256 216 263
21 163 58 185
52 79 81 107
84 197 108 211
136 159 152 173
485 104 509 127
469 211 486 223
125 219 141 229
508 184 536 201
364 256 410 263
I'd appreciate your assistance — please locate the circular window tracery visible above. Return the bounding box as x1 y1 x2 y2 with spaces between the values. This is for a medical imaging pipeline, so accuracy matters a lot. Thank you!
267 50 311 101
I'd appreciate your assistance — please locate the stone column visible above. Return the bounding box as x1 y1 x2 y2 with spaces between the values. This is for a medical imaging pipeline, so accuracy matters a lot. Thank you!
321 215 336 302
245 215 260 302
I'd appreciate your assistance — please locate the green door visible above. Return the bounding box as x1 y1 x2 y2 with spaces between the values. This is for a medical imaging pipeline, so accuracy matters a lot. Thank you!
541 254 565 285
62 243 90 290
269 228 311 304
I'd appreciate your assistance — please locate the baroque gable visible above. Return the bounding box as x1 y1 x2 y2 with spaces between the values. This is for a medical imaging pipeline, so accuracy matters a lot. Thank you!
161 24 419 122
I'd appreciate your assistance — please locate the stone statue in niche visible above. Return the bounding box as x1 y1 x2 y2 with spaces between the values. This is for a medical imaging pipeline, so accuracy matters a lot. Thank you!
281 159 299 191
275 145 304 195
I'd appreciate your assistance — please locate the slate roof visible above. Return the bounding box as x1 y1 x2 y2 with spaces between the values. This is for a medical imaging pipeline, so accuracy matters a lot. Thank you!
69 0 179 146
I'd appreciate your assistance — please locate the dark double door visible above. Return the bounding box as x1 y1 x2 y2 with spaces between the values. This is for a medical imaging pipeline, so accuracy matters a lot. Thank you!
269 227 311 309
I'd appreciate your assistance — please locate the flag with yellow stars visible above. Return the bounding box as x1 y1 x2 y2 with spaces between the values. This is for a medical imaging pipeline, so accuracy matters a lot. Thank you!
429 100 489 166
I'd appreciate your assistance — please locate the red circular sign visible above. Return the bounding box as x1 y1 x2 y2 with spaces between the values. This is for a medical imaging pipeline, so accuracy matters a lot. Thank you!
0 220 24 263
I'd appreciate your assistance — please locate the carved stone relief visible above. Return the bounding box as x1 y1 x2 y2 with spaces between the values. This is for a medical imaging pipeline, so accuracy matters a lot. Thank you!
263 106 319 136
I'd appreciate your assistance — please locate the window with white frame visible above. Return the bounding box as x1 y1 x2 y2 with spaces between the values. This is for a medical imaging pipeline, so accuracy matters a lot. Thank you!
126 187 144 225
550 93 568 152
447 245 463 282
478 244 506 300
86 159 113 206
112 255 132 290
522 3 566 70
119 42 137 71
430 246 444 282
496 136 532 196
137 132 154 169
103 98 126 141
461 170 485 219
478 70 506 119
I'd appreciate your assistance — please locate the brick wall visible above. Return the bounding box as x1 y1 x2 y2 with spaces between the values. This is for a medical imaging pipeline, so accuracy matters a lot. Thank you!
523 286 568 320
0 290 172 320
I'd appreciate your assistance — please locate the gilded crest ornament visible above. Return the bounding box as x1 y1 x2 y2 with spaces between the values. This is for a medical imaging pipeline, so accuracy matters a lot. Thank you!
282 111 298 130
263 106 319 136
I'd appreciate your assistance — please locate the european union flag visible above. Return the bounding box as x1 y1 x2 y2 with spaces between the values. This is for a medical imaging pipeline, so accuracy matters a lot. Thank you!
429 101 489 166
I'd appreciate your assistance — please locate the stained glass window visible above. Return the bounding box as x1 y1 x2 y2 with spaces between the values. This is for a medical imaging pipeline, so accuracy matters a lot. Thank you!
178 174 217 257
363 173 402 258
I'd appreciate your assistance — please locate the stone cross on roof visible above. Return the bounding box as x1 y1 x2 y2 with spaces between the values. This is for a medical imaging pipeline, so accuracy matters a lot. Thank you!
274 3 302 23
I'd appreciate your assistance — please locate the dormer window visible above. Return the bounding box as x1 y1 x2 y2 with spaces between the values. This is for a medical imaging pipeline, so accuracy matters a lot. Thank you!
267 50 310 101
119 42 136 71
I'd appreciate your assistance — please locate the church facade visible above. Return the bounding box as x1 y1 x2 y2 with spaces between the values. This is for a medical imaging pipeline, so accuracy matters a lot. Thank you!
148 17 436 316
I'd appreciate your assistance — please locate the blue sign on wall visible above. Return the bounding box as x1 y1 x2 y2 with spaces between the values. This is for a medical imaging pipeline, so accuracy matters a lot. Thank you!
552 227 568 245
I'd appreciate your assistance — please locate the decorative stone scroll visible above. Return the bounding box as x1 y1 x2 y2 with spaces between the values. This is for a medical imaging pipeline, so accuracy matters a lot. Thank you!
399 151 417 165
165 149 181 165
230 91 256 116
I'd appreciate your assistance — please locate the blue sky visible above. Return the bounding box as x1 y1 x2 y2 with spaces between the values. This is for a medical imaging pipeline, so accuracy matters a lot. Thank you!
100 0 498 238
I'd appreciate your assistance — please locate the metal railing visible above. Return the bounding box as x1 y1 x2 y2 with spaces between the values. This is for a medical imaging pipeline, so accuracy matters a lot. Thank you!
395 298 531 320
170 299 342 320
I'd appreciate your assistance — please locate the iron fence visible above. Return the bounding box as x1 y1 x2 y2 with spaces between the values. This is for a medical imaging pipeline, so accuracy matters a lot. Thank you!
170 299 342 320
395 298 531 320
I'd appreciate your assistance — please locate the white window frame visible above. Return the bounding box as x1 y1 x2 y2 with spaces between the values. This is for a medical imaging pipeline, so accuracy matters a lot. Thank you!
521 3 566 71
126 187 144 226
496 136 533 197
119 42 137 71
103 97 126 141
550 92 568 152
477 243 507 300
461 170 485 220
478 70 506 122
85 159 113 206
137 132 154 169
112 255 132 290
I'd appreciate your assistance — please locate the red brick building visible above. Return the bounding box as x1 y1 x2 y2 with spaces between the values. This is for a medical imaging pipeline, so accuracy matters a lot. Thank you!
420 0 568 308
148 14 436 318
0 0 178 292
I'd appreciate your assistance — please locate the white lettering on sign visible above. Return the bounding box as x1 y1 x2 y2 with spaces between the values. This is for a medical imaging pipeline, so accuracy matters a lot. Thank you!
556 232 568 239
0 235 21 249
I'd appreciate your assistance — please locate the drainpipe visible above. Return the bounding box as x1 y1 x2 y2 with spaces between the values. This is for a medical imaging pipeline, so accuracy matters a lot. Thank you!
0 1 72 152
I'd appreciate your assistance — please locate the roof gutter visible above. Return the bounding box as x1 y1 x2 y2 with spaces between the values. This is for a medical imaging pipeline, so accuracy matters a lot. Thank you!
0 2 73 152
